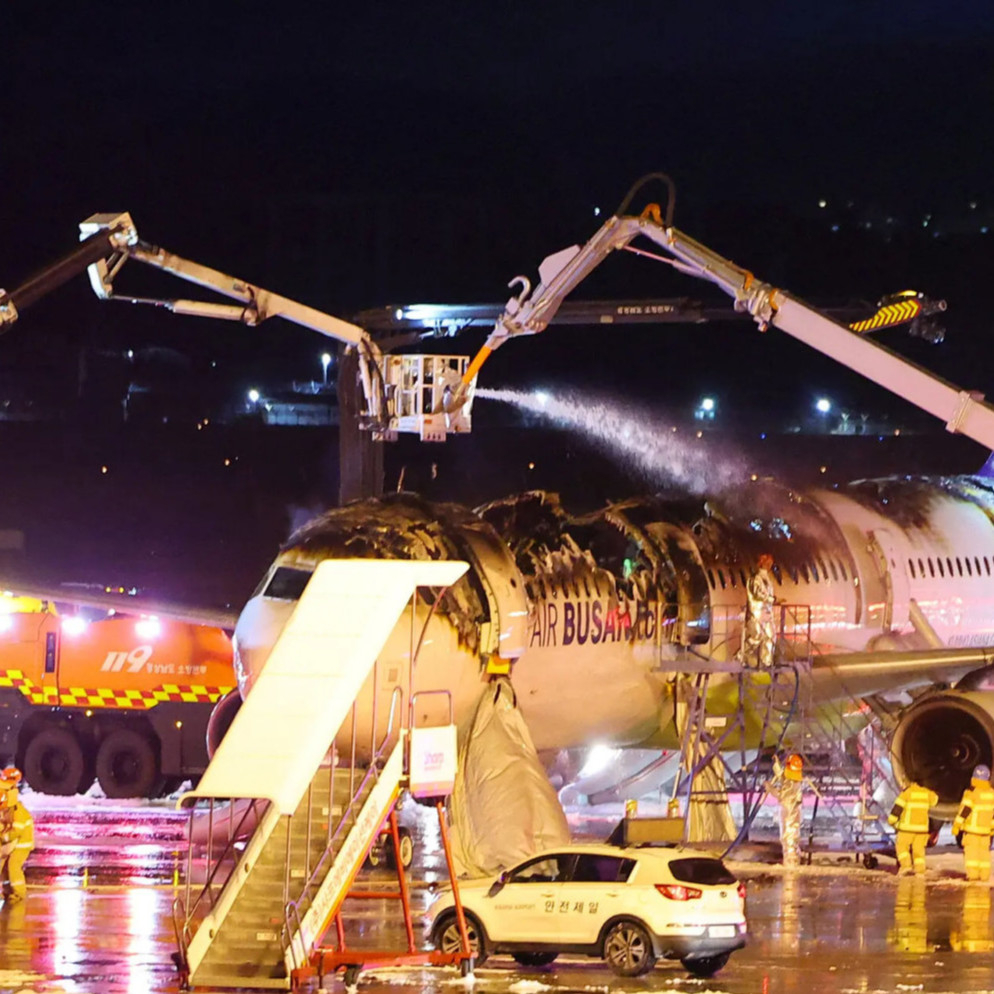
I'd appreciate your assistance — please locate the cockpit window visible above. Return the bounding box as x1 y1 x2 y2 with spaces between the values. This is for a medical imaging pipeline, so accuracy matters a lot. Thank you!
264 567 313 601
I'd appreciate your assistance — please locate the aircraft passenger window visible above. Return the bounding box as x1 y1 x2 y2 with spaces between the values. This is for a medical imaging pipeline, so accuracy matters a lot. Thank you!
986 557 992 576
799 564 810 584
810 562 820 582
838 561 848 581
829 561 839 581
717 570 727 589
263 567 313 601
937 559 945 578
928 558 935 578
975 557 983 577
729 570 737 588
908 559 916 579
947 558 955 577
787 566 799 584
819 558 830 582
965 558 973 577
739 569 748 587
707 569 716 589
918 558 925 578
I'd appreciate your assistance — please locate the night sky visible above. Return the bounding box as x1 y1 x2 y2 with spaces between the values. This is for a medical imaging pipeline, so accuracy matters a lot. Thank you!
2 3 994 602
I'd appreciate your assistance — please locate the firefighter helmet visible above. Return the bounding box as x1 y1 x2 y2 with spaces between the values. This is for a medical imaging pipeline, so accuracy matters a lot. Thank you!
757 553 774 570
785 753 803 781
973 764 991 781
0 766 21 786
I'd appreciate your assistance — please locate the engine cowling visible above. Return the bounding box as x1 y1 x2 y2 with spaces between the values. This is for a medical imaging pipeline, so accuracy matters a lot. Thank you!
891 690 994 818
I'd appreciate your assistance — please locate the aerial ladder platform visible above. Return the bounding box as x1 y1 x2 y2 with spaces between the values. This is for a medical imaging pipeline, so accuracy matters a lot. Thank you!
171 557 468 990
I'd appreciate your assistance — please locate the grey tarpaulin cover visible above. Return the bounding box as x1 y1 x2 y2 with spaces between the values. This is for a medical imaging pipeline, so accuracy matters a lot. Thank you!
449 676 570 877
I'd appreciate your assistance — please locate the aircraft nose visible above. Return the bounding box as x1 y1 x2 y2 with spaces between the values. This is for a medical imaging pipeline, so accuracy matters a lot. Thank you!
232 595 297 695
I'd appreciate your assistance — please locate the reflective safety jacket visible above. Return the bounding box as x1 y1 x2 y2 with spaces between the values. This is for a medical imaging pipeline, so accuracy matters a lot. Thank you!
889 783 938 833
952 779 994 837
0 793 33 852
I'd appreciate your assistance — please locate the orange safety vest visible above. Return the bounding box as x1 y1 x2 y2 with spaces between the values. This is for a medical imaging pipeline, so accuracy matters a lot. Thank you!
890 784 937 833
953 781 994 837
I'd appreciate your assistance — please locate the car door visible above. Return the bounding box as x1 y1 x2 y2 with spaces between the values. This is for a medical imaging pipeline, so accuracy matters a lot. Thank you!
487 852 576 943
560 852 638 945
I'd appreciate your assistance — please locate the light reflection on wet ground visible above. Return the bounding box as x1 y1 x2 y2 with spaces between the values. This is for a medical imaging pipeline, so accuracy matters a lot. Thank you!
2 803 994 993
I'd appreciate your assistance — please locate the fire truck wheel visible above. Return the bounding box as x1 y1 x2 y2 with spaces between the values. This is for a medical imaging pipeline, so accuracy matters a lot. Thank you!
22 727 90 795
96 729 159 798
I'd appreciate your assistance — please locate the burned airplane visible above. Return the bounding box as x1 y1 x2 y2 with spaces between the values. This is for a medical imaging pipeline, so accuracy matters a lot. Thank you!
228 474 994 818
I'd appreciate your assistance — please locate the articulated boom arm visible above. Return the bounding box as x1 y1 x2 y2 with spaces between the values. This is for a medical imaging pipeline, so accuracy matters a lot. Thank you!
460 186 994 451
0 213 473 441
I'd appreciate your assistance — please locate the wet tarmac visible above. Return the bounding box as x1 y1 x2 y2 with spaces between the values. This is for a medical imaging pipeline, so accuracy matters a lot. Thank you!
3 798 994 994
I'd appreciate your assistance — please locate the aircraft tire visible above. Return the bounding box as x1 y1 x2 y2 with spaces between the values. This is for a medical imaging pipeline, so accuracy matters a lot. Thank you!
22 726 90 795
96 728 160 798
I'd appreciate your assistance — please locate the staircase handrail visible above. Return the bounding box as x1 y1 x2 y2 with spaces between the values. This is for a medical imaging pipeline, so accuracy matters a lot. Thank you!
176 797 270 939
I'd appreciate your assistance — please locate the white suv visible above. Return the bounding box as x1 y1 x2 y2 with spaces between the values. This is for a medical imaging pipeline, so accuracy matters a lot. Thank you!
426 843 746 978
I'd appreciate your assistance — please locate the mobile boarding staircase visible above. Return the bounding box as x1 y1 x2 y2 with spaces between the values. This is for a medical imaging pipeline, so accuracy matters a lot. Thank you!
665 604 898 856
171 558 470 990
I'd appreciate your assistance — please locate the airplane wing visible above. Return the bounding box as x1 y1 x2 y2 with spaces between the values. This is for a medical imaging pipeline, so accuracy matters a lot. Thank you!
812 646 994 699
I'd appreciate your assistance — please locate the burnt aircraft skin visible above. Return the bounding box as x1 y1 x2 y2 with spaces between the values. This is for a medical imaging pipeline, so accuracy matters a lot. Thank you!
231 480 994 800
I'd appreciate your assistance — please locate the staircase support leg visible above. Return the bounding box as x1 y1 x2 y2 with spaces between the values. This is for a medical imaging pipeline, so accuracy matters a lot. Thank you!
437 801 472 957
389 809 417 953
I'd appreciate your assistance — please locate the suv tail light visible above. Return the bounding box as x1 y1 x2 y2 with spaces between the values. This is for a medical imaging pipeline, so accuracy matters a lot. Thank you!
656 883 702 901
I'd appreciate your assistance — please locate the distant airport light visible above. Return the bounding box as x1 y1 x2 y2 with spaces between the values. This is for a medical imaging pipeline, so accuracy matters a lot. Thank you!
695 397 716 421
533 391 549 408
135 617 161 639
62 616 87 637
818 199 827 208
247 389 260 403
321 352 332 385
815 397 832 414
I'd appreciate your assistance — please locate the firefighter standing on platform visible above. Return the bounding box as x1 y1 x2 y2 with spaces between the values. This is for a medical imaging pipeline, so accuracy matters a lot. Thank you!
0 766 33 902
740 553 776 668
888 780 938 876
951 764 994 881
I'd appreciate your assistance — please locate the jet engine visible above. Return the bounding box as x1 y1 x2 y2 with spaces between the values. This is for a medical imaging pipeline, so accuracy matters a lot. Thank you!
891 690 994 818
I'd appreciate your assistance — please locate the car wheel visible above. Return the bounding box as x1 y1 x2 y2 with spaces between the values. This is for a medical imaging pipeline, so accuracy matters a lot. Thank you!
603 920 656 977
23 726 90 795
432 912 488 967
681 952 730 978
96 729 159 798
512 951 558 967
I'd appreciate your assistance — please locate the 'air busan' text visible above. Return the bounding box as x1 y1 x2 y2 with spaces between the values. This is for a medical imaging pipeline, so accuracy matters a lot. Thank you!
529 599 674 648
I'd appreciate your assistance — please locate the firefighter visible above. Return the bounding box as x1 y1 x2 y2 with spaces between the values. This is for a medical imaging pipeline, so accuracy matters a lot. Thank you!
951 763 994 881
764 753 817 867
0 766 33 902
888 780 938 876
740 553 776 668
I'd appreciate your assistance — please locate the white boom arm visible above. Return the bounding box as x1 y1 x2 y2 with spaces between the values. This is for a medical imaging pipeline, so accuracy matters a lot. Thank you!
1 212 473 441
461 194 994 450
